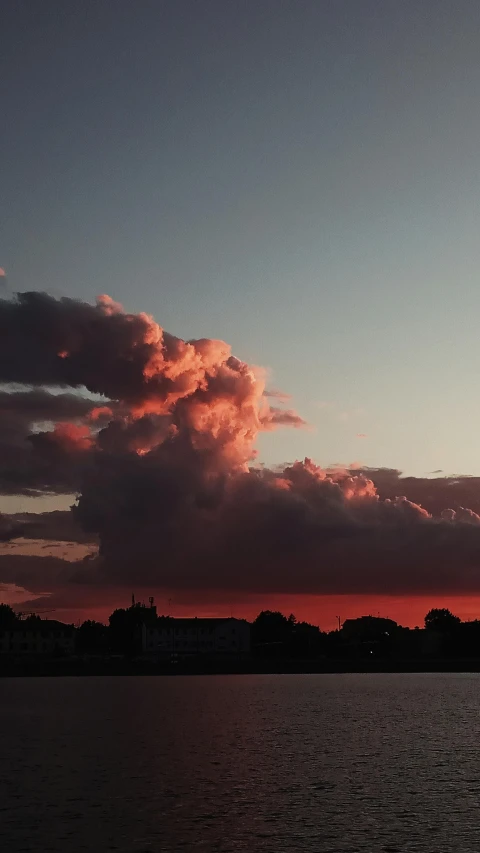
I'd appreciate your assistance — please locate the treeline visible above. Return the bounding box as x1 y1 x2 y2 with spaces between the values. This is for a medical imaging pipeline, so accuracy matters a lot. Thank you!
252 607 480 660
74 606 480 660
3 602 480 661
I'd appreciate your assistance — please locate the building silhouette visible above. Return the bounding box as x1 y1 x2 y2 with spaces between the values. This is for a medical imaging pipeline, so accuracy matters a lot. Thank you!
0 619 75 656
140 617 251 658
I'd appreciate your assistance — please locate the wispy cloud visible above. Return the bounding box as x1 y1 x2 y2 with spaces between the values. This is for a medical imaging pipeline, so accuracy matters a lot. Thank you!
0 582 49 605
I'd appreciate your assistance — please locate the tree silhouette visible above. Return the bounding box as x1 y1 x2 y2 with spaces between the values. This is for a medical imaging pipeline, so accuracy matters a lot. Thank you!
0 603 19 629
77 620 109 654
109 606 149 654
252 610 294 646
424 608 461 632
251 610 325 658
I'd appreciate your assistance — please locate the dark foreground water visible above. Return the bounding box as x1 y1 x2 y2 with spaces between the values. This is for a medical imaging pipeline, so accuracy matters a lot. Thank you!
2 675 480 852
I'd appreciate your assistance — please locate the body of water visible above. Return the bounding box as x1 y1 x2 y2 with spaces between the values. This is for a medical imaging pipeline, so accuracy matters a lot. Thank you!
1 673 480 851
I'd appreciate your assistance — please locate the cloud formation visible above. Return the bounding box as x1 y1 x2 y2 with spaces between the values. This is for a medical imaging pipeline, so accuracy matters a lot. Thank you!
0 513 25 542
1 290 480 604
0 388 113 495
6 510 94 544
352 468 480 517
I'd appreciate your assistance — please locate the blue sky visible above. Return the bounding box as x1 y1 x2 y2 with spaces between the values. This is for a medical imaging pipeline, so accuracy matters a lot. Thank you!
2 0 480 488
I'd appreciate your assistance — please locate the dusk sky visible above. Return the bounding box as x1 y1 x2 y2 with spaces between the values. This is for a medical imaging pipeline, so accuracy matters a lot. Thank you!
2 2 480 628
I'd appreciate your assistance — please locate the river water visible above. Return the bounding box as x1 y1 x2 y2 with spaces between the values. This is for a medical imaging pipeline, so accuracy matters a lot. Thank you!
1 673 480 851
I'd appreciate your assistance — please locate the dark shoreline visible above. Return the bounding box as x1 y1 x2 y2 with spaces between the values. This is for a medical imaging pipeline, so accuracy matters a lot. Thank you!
3 658 480 677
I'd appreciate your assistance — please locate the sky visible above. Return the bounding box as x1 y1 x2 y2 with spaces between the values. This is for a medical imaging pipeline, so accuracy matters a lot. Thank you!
2 1 480 627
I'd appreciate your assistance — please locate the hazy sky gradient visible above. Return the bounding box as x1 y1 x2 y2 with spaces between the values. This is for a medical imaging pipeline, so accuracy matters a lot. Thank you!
2 0 480 490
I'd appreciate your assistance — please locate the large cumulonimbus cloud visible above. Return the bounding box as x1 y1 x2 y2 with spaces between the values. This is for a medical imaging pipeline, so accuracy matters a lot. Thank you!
1 289 480 599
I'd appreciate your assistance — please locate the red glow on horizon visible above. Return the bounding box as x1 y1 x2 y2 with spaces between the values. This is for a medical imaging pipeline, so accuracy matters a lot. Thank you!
49 593 480 630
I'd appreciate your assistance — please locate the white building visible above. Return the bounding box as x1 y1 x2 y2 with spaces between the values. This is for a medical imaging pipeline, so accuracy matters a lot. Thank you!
141 617 250 658
0 620 76 656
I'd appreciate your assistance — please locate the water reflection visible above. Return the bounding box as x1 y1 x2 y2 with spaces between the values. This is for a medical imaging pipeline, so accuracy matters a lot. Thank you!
1 674 480 851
